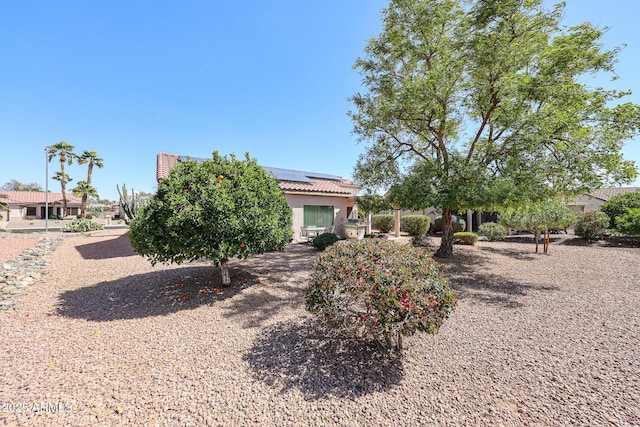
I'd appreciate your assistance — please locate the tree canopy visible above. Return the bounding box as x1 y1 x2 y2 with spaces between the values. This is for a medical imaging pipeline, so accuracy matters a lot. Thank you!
350 0 640 257
1 180 43 192
128 151 293 285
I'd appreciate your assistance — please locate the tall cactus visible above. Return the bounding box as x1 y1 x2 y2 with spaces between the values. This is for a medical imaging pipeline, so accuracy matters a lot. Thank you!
117 183 147 224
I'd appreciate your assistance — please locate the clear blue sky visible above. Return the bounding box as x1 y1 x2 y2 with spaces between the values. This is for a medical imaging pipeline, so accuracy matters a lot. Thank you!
1 0 638 202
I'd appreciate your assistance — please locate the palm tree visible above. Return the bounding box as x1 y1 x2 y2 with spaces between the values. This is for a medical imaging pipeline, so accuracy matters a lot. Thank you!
77 151 104 218
48 142 76 216
72 181 99 218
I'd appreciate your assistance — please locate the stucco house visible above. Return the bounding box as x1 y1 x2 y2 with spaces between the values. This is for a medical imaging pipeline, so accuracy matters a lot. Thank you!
0 191 83 221
567 187 640 213
156 153 361 242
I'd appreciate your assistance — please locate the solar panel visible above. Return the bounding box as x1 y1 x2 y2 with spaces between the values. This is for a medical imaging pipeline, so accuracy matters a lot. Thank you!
176 156 343 183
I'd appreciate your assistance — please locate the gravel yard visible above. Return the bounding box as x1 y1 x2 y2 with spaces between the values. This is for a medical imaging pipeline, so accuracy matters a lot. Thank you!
1 229 638 426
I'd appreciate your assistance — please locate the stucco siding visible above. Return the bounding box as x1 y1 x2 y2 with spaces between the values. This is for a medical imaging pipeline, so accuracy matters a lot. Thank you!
286 194 353 242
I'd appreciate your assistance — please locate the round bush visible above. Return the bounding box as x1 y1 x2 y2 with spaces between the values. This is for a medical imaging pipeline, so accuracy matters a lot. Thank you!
453 232 478 245
62 219 105 233
372 214 395 233
306 239 457 351
575 210 609 241
478 222 507 241
411 234 430 247
312 232 340 250
400 215 430 236
600 191 640 230
433 215 466 233
616 208 640 236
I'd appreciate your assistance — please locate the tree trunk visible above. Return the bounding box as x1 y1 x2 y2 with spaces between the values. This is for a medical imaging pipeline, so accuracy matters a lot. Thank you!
81 194 87 219
220 260 231 286
534 229 539 253
435 208 454 258
543 228 550 254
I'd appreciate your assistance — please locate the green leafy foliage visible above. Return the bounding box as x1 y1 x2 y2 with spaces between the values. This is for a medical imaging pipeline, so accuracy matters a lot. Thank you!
128 151 293 284
400 215 430 236
306 239 457 352
350 0 640 258
575 211 610 241
600 191 640 230
478 222 507 241
499 199 577 253
433 215 466 233
356 194 392 216
372 214 395 233
62 219 104 233
616 208 640 236
410 234 430 247
312 233 340 251
453 232 478 245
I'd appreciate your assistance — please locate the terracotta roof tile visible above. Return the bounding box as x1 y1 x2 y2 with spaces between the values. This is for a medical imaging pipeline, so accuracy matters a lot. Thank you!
586 187 640 201
0 191 82 205
156 152 360 196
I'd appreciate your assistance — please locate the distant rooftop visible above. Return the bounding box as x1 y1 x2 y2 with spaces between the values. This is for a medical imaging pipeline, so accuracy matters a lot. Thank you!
586 187 640 201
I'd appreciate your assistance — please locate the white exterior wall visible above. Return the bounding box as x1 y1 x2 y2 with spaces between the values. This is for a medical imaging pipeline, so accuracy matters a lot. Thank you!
568 195 606 213
285 193 354 242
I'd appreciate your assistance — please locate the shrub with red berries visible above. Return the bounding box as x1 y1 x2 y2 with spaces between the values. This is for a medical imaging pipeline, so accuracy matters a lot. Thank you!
305 239 456 351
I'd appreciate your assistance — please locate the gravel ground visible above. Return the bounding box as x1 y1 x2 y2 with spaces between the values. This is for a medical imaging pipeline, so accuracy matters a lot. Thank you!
0 229 638 426
0 234 43 264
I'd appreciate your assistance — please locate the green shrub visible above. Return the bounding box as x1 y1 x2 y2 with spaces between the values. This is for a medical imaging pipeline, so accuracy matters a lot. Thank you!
306 239 457 351
453 232 478 245
411 234 430 247
478 222 507 241
433 215 466 233
62 219 105 233
600 191 640 230
616 208 640 236
312 232 341 250
400 215 430 236
575 210 609 241
372 214 395 233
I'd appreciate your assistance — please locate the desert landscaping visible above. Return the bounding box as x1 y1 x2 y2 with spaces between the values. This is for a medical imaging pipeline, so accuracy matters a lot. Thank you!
0 229 638 426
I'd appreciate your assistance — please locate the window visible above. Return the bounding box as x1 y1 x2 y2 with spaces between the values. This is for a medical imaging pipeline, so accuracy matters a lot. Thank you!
26 207 36 216
68 207 79 215
303 205 334 227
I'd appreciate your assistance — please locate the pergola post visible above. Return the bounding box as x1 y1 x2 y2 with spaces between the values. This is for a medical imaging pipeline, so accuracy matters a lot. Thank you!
467 209 472 232
394 208 400 237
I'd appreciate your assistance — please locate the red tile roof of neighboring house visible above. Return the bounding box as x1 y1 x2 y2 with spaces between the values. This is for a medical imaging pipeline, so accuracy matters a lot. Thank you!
0 191 82 205
585 187 640 201
156 152 359 196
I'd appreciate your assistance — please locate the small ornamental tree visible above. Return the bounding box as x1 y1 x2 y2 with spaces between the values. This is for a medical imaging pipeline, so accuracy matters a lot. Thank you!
306 239 457 352
129 151 293 286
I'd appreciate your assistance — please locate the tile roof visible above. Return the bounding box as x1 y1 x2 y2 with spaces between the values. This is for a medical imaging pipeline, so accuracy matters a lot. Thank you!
0 191 82 205
585 187 640 201
156 152 359 196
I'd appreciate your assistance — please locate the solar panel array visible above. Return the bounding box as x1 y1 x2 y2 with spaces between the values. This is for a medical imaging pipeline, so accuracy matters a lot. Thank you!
176 156 343 184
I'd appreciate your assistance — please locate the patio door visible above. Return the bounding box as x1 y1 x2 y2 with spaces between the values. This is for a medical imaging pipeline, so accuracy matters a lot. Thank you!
303 205 334 227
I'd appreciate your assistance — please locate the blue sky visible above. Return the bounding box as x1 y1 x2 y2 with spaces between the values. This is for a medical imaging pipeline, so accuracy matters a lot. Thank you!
1 0 638 202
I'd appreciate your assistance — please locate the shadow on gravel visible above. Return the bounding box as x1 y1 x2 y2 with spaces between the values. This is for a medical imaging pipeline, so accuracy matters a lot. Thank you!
74 233 138 260
244 318 403 399
55 264 258 321
436 248 558 309
56 244 316 322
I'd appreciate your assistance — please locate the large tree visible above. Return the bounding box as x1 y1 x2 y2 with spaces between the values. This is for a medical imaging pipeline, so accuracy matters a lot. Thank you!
1 180 43 191
350 0 640 257
77 150 104 218
128 151 293 286
48 141 76 216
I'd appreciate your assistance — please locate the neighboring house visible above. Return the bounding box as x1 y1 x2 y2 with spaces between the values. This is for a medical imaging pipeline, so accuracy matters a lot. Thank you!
156 153 361 242
567 187 640 213
0 191 83 221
